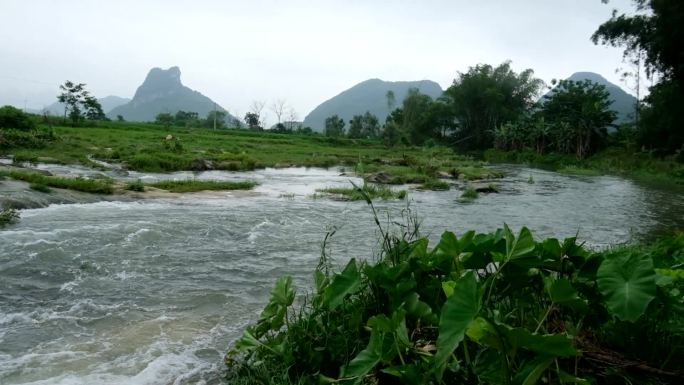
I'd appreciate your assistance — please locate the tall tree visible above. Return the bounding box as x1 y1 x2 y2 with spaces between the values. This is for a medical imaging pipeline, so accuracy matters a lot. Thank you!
57 81 104 125
542 79 617 159
324 114 345 137
442 61 544 150
592 0 684 153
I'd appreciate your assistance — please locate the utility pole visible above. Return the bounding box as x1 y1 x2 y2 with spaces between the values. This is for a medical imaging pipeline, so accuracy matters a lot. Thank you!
213 103 217 130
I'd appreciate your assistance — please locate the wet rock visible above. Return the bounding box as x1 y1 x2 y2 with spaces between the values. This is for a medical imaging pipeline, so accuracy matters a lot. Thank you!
437 171 452 179
469 182 499 193
365 171 393 184
274 163 292 169
190 159 214 171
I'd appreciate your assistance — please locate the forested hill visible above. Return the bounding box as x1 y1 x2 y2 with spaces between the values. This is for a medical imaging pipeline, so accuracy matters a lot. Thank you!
303 78 443 132
108 66 235 122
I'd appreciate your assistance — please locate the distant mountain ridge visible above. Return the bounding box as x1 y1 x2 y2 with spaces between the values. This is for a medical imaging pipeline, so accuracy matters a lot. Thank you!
303 79 443 132
547 72 637 124
108 66 234 122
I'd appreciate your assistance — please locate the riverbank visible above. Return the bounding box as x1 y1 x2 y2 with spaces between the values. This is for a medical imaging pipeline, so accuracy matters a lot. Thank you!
226 221 684 385
2 121 498 188
484 148 684 185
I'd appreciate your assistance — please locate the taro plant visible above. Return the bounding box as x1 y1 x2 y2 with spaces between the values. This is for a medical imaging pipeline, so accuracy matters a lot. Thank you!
226 192 683 384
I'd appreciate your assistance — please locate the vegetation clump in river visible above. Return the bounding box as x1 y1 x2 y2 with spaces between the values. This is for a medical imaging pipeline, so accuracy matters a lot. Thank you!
147 179 257 193
0 207 19 228
317 183 407 201
0 169 114 194
226 205 683 384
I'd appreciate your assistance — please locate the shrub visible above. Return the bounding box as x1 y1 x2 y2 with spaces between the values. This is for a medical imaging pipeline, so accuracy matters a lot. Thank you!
29 183 51 193
125 179 145 192
0 207 19 227
227 220 684 385
0 105 35 131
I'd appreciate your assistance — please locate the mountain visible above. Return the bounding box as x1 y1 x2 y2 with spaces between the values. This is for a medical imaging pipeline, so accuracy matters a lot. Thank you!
98 96 131 114
549 72 637 124
43 95 130 116
303 79 443 132
108 66 232 122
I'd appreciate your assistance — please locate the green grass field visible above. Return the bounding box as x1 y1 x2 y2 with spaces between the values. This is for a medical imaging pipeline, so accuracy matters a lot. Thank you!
3 121 494 188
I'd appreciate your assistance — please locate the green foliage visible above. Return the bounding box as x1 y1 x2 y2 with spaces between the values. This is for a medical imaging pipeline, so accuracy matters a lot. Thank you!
0 105 36 131
457 186 478 203
0 169 113 194
147 179 257 193
324 114 346 137
154 112 174 128
29 183 51 193
57 81 104 124
597 251 656 322
592 0 684 155
125 179 145 192
0 207 19 228
317 183 407 201
443 61 544 150
419 179 450 191
227 222 684 384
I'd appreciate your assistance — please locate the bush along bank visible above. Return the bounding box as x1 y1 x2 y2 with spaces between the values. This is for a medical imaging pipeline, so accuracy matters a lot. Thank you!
226 210 683 384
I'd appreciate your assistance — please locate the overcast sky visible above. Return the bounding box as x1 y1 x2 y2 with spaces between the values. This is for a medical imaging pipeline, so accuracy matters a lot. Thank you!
1 0 635 122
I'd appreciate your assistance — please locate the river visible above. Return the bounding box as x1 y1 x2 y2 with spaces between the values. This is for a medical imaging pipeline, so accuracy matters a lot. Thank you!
1 165 683 384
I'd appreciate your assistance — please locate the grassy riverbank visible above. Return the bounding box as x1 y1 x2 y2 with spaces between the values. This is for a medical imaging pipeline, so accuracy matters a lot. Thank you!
226 211 684 384
2 121 495 187
484 148 684 184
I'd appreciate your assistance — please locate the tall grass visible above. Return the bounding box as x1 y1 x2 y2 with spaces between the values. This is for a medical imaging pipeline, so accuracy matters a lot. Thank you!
148 179 257 193
317 183 407 200
0 169 114 194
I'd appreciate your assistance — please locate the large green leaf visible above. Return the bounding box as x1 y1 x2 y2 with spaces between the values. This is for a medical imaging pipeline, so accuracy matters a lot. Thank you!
597 252 657 322
434 272 481 379
271 275 295 306
322 258 362 310
496 324 578 357
513 356 554 385
339 330 384 385
504 224 536 261
544 277 588 312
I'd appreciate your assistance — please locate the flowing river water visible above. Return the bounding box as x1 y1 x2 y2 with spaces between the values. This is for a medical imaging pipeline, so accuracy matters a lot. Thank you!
1 165 683 384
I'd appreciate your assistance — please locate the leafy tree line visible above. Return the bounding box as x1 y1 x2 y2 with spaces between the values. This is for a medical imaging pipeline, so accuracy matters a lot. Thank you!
316 0 683 160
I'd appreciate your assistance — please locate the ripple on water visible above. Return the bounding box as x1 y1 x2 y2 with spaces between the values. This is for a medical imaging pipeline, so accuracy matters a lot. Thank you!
1 165 683 384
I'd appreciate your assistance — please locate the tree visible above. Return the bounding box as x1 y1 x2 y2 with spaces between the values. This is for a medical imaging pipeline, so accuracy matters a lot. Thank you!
155 113 174 128
347 115 363 138
286 108 299 131
270 99 287 124
361 111 380 138
116 115 125 122
57 81 104 125
174 111 200 127
205 110 226 129
244 112 261 130
592 0 684 154
249 100 266 128
385 90 396 112
541 79 617 159
83 95 105 120
0 105 35 131
442 61 544 150
400 88 436 145
324 115 345 137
